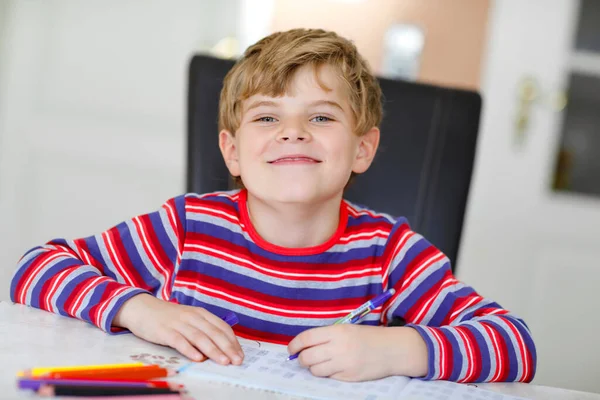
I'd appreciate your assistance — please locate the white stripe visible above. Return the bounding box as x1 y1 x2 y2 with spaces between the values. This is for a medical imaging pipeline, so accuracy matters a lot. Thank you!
484 323 502 382
49 266 102 314
416 280 468 325
345 202 396 224
44 268 72 312
339 229 390 242
18 252 72 304
71 276 112 319
178 280 357 316
429 328 446 379
97 286 131 330
455 327 475 382
402 252 446 288
67 239 93 266
133 216 171 300
103 231 135 287
124 220 166 296
186 190 240 201
187 205 240 222
187 243 381 279
161 203 180 260
450 296 482 322
382 230 415 281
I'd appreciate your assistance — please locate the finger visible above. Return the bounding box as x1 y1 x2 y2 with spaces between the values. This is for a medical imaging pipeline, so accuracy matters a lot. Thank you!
330 371 358 382
163 329 206 362
288 326 332 356
185 315 243 365
309 360 343 378
297 344 331 368
178 323 230 365
199 310 244 357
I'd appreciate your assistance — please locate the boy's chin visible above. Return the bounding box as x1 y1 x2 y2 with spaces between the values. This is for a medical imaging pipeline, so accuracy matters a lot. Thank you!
249 184 342 205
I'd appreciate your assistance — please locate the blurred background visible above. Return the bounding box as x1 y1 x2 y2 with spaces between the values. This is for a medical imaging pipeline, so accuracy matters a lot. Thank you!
0 0 599 394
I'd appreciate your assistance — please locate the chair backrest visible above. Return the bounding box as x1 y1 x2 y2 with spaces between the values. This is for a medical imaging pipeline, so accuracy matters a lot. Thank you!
187 54 482 268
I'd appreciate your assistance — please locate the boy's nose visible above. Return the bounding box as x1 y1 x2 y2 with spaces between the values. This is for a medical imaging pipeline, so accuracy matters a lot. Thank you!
277 126 311 142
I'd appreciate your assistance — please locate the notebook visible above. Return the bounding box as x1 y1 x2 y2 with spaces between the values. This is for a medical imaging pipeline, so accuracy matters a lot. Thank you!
181 338 527 400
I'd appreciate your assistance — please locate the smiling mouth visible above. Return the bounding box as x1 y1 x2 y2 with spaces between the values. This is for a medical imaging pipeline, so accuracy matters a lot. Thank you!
268 157 322 164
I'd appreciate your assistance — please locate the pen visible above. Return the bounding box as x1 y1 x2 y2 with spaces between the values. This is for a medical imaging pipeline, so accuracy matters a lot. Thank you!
287 288 396 361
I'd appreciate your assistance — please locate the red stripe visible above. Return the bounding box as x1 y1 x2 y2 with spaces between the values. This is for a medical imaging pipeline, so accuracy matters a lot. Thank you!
66 276 110 317
481 322 503 382
380 222 412 284
412 270 454 324
163 200 183 265
102 230 134 286
175 278 366 319
184 246 380 282
106 227 145 287
132 215 171 300
16 250 72 304
234 325 293 346
178 271 369 310
462 327 482 382
187 232 381 275
504 319 529 382
42 268 74 312
455 327 475 382
74 239 104 272
138 214 173 270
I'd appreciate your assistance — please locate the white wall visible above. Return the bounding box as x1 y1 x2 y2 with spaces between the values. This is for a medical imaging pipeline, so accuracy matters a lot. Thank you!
0 0 241 300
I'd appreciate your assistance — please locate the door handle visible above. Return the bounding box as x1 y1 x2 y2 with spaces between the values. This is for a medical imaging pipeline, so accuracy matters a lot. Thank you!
514 76 567 146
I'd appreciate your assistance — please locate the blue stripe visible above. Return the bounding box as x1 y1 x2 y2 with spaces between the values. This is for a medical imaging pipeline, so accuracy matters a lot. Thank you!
118 222 161 294
442 327 464 381
10 246 46 302
30 257 83 309
55 270 99 317
504 315 536 380
180 258 383 301
463 324 492 382
173 296 379 338
83 236 120 281
387 236 432 289
485 319 519 382
428 286 475 325
393 260 448 319
190 220 385 264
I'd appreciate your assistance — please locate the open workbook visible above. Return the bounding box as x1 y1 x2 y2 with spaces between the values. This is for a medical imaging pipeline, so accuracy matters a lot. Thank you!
181 338 525 400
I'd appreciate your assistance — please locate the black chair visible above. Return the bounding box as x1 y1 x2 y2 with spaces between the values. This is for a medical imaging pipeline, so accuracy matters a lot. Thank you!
187 54 481 270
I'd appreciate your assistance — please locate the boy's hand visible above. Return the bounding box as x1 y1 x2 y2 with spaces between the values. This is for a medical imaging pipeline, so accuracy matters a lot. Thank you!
287 325 428 382
113 294 244 366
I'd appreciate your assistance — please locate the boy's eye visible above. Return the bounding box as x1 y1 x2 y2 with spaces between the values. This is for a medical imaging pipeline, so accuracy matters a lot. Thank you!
256 116 277 123
311 115 332 123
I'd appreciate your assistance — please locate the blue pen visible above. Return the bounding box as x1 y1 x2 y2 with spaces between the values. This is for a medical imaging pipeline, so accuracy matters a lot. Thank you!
287 288 396 361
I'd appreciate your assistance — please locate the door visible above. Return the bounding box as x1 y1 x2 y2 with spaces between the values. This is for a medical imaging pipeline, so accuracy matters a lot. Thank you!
0 0 241 301
458 0 600 393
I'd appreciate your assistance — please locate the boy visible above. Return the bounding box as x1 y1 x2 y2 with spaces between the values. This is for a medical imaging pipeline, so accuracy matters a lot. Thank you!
10 29 536 383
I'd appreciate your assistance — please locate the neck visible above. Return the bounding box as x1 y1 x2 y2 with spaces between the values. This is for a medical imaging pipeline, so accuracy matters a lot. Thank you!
245 191 343 249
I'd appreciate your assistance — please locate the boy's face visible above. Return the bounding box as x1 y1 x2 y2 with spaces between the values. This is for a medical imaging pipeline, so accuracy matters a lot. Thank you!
219 64 379 205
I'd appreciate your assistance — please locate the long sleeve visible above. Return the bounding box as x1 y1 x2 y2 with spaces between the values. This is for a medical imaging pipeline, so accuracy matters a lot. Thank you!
10 195 188 333
380 218 536 383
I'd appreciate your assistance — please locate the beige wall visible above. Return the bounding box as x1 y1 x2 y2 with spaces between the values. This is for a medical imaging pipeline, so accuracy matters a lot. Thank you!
271 0 490 90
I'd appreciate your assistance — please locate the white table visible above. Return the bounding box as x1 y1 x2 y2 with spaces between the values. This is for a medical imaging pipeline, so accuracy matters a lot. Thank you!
0 302 597 400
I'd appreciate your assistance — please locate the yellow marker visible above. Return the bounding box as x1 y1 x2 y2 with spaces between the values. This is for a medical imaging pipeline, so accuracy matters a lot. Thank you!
25 362 144 377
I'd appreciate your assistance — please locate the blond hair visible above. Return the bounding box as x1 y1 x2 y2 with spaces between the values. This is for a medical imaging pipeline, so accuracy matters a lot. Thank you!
218 28 382 187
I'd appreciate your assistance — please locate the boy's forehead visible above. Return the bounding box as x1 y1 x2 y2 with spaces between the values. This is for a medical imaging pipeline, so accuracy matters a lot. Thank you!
243 65 349 109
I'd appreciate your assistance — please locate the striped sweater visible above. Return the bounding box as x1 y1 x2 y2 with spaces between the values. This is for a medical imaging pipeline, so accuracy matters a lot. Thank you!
10 189 536 383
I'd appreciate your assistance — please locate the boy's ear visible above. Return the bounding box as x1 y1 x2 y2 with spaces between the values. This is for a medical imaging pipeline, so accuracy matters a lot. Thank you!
219 130 241 178
352 126 380 174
